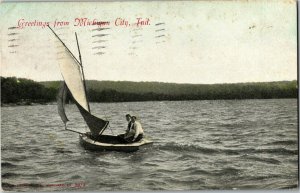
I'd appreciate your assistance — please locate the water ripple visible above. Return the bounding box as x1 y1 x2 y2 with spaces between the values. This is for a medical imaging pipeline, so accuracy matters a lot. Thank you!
1 99 298 191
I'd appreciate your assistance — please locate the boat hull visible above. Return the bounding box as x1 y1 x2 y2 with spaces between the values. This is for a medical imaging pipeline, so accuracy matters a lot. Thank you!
79 133 153 152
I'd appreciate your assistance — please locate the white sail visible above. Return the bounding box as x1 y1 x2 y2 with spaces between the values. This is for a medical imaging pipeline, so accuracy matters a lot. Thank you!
55 40 89 111
50 27 109 137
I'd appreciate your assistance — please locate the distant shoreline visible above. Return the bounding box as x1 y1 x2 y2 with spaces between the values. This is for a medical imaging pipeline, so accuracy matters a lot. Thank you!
1 98 297 108
1 77 297 105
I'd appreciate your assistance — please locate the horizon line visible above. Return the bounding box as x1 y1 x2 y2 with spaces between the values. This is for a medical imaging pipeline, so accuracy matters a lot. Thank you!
1 76 297 86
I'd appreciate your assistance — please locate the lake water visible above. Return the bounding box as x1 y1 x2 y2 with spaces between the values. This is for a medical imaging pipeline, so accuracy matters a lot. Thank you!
1 99 298 191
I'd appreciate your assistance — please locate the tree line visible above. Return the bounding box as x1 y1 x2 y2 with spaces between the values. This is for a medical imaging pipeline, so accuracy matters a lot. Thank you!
1 76 297 104
86 81 297 102
1 77 57 104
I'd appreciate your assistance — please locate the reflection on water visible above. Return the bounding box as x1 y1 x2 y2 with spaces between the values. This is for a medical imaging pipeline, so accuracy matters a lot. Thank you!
1 99 298 191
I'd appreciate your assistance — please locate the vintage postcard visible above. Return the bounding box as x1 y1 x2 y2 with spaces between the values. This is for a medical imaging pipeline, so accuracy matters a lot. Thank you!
0 0 298 191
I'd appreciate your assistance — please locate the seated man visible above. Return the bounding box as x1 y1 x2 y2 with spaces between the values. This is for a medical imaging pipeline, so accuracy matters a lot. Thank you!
118 114 132 143
124 116 144 143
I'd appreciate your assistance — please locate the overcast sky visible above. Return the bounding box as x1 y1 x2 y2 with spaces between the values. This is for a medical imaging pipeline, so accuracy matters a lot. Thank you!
0 0 297 84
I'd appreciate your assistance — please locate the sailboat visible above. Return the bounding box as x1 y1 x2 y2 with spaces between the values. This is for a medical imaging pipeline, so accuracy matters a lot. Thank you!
49 26 153 152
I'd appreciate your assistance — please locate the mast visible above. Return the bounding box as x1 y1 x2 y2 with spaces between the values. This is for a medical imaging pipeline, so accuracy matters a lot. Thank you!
75 32 91 113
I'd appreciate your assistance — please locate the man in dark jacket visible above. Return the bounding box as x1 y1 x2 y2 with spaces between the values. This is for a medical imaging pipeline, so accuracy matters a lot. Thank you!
125 114 132 135
118 114 132 143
